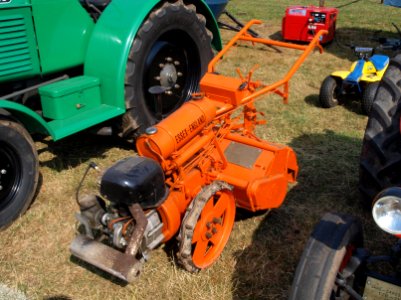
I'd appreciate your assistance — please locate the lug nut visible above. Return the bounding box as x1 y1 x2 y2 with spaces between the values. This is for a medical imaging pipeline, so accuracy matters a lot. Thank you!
174 84 180 89
159 63 165 68
177 72 183 77
154 76 161 81
166 57 173 62
1 169 6 174
165 90 173 95
213 217 222 224
174 60 180 66
205 232 213 239
0 186 2 191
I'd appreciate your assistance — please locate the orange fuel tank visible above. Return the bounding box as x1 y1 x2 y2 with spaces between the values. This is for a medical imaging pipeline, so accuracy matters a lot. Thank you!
137 98 217 161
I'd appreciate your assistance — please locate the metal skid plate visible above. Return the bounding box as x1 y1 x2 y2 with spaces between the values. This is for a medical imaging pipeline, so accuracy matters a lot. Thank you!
224 141 262 169
70 235 142 283
363 276 401 300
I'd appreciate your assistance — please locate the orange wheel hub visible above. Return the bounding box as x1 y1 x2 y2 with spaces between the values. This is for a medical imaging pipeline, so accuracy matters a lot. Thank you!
191 190 235 269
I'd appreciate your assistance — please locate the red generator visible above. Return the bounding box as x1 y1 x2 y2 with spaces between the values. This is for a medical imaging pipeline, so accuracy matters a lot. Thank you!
282 6 338 44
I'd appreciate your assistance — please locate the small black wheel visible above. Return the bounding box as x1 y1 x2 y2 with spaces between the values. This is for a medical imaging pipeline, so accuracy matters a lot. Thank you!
122 0 213 138
289 212 364 300
319 76 341 108
359 54 401 205
361 82 379 115
0 119 39 228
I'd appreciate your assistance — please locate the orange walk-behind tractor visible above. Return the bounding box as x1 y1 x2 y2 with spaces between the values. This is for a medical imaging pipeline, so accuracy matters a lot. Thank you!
70 20 327 282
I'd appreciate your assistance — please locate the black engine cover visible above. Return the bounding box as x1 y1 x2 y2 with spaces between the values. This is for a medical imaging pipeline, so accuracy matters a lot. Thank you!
100 157 168 209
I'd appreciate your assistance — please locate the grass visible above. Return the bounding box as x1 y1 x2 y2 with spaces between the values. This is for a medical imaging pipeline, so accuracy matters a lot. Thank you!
1 0 401 299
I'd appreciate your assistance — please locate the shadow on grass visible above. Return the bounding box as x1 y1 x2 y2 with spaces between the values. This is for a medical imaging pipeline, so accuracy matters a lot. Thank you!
69 255 129 287
231 131 365 299
304 93 365 115
37 133 133 171
268 27 400 61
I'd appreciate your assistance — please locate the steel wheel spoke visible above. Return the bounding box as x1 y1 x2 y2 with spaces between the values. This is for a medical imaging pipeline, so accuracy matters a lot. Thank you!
193 239 209 263
201 197 214 219
212 194 229 218
192 223 203 244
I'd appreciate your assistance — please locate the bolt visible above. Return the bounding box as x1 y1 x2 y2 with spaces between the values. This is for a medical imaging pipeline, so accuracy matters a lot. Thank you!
212 227 218 234
174 84 180 89
206 222 212 229
205 232 212 239
1 169 6 174
213 217 222 224
166 57 173 62
174 60 180 66
165 90 173 95
159 63 165 68
155 76 161 81
177 72 183 77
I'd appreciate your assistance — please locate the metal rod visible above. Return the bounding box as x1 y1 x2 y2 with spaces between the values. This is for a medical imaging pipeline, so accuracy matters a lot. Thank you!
126 204 148 257
0 75 69 99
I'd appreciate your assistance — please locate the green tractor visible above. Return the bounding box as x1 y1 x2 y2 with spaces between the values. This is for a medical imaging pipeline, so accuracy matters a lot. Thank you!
0 0 223 228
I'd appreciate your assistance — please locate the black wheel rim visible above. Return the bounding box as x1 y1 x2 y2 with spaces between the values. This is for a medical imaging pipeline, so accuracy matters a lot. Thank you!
144 30 200 118
0 142 22 210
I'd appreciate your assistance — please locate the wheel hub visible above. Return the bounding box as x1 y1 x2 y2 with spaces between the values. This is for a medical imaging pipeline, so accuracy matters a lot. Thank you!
0 145 21 207
156 57 183 95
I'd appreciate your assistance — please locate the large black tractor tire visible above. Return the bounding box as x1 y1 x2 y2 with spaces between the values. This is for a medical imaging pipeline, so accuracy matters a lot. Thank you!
0 120 39 229
122 0 213 138
361 82 379 115
289 212 364 300
319 76 340 108
359 54 401 205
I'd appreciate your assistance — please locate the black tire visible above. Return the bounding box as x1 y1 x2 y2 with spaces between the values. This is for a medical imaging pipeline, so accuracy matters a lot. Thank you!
319 76 340 108
359 54 401 205
0 119 39 229
122 0 213 137
289 212 364 300
361 82 379 115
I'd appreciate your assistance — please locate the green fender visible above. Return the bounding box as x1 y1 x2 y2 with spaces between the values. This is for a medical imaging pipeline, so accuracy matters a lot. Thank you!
84 0 222 110
0 100 54 136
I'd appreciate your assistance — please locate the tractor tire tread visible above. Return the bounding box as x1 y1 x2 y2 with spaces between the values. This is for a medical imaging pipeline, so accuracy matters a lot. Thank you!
289 212 363 300
122 1 213 138
0 119 39 229
359 54 401 204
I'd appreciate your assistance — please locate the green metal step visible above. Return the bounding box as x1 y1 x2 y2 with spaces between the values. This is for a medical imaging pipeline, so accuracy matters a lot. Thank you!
48 104 124 141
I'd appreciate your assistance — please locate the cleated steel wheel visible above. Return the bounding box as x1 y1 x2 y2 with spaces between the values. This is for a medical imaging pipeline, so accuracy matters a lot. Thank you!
0 120 38 229
177 181 235 272
191 190 236 269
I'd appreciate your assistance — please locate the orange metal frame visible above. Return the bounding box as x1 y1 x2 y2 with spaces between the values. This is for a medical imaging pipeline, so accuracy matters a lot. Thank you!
208 19 327 111
136 20 327 269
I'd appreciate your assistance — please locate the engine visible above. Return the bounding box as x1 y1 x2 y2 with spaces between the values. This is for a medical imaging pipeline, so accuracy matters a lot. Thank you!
100 156 168 209
74 157 168 261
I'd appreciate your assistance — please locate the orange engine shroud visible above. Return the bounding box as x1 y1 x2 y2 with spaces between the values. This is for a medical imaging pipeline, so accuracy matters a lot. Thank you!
136 20 326 241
